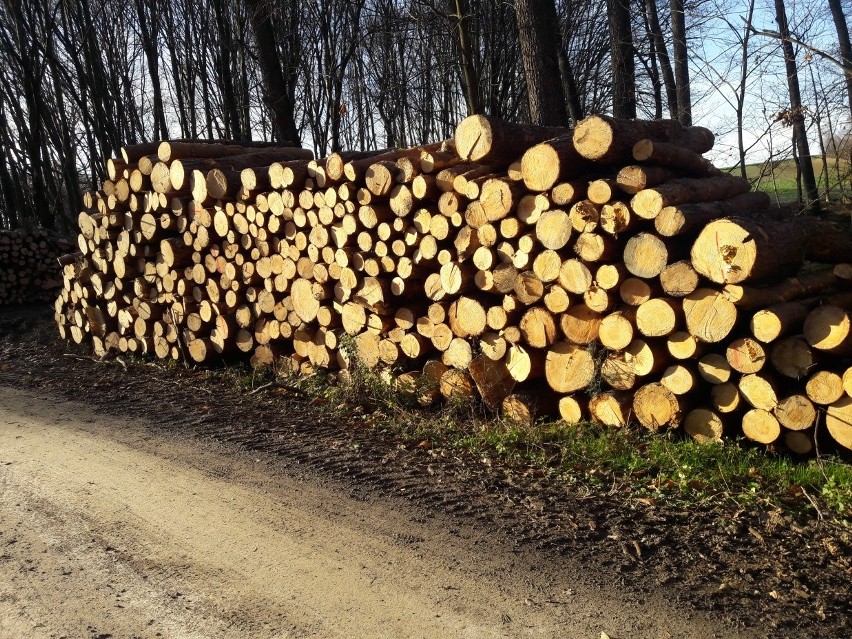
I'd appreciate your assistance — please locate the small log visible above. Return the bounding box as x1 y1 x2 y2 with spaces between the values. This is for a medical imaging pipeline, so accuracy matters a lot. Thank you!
469 355 515 410
615 165 676 194
599 201 634 235
560 304 602 345
683 409 724 443
632 138 722 175
660 363 698 396
741 409 781 444
722 269 840 311
588 392 631 427
726 337 766 374
683 288 738 343
784 431 814 455
654 192 771 237
558 395 585 423
659 260 699 297
623 232 670 278
711 382 741 413
598 311 634 351
635 298 681 337
825 396 852 450
805 370 845 405
535 209 572 250
545 342 595 393
750 301 811 343
440 368 476 402
738 373 778 410
600 351 637 391
774 394 816 431
667 331 704 360
803 304 852 355
770 336 816 379
633 382 682 431
447 296 487 338
697 353 732 384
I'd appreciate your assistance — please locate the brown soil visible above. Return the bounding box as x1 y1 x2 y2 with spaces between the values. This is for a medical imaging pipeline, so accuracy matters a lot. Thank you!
0 305 849 638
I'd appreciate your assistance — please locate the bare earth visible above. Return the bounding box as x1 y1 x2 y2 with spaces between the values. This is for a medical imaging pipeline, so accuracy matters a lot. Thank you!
0 386 739 639
0 306 849 638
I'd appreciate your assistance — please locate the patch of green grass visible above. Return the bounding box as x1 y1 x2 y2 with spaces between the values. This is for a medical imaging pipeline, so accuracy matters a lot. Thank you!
448 418 852 522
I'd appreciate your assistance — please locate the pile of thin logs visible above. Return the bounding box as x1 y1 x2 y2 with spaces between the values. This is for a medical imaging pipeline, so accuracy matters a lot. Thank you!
0 229 73 305
55 114 852 454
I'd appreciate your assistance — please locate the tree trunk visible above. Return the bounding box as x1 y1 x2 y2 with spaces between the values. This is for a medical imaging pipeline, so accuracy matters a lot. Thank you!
774 0 820 213
243 0 301 145
670 0 691 125
514 0 570 126
828 0 852 119
134 0 168 140
644 0 678 118
451 0 480 116
606 0 636 118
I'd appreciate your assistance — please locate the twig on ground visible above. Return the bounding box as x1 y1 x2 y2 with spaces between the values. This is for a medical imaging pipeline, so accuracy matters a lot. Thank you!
800 487 824 522
247 381 309 396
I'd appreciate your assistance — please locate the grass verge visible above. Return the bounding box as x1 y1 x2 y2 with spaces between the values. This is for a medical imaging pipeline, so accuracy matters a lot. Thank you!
270 363 852 528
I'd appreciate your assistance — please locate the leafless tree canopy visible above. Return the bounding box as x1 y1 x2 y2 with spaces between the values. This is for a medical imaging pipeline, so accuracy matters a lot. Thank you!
0 0 849 229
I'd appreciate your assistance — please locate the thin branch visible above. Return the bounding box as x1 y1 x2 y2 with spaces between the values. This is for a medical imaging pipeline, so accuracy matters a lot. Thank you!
748 24 852 78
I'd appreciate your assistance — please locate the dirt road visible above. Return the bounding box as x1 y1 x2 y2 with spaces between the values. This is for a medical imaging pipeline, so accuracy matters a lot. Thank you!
0 386 743 639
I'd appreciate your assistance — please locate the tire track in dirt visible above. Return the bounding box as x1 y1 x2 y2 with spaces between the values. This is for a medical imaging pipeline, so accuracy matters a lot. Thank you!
0 387 740 639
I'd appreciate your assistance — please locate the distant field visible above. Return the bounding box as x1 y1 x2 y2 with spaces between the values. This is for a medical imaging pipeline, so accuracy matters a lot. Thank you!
725 156 851 204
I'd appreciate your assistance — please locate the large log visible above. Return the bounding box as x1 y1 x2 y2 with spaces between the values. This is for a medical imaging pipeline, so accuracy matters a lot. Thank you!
520 135 591 192
631 176 751 219
631 139 722 176
454 115 566 164
572 114 714 164
690 217 807 285
654 191 771 237
157 140 310 162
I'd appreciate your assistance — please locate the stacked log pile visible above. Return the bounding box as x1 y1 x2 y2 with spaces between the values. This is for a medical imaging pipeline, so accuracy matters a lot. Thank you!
55 114 852 453
0 229 73 304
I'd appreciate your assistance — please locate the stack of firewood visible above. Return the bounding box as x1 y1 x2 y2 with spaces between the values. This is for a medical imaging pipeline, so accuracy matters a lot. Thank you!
54 114 852 453
0 229 73 305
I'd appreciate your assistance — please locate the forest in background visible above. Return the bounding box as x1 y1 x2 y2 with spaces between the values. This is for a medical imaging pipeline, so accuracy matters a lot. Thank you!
0 0 850 231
